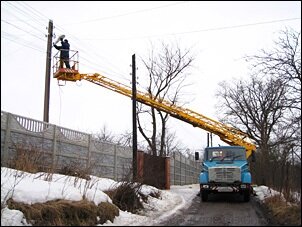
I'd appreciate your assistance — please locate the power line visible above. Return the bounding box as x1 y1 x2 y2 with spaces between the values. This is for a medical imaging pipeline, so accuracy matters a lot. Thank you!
1 1 48 55
167 17 301 35
52 25 132 83
2 35 44 53
3 1 47 36
2 19 45 41
4 2 299 92
63 1 188 25
17 1 50 25
2 0 130 84
80 17 301 41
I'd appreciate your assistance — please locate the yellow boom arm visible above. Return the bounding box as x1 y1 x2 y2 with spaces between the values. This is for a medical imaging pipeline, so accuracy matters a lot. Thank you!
55 72 256 158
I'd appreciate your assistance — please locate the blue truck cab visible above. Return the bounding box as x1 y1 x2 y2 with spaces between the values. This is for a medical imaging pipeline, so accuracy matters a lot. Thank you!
195 146 252 202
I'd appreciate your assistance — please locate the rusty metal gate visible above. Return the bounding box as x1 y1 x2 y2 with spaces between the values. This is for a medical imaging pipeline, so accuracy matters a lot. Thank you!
137 151 170 189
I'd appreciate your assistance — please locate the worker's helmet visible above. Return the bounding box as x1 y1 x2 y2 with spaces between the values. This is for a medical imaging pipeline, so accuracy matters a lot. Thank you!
64 39 68 43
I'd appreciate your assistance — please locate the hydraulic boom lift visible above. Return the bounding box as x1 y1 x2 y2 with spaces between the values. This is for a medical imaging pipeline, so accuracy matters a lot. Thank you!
53 51 256 159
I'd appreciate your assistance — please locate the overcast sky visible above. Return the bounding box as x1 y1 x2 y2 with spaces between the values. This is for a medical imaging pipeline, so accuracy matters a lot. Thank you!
1 1 301 151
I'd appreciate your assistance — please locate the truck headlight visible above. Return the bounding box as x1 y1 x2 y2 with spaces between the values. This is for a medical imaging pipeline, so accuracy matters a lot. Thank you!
202 185 209 188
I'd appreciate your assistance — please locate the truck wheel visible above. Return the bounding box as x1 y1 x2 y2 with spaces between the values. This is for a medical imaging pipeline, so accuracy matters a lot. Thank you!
243 191 250 202
201 191 208 202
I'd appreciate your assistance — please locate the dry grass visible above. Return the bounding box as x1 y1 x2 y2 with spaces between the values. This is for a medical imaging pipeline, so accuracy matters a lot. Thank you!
9 143 93 181
97 202 120 224
58 162 91 181
264 195 301 226
105 181 144 213
8 145 48 173
7 198 119 226
104 181 161 213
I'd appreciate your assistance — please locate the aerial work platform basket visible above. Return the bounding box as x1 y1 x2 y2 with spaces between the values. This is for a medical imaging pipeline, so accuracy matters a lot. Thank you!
53 49 80 82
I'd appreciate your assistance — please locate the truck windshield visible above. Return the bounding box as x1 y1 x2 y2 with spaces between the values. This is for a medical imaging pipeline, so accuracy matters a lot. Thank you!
206 148 246 161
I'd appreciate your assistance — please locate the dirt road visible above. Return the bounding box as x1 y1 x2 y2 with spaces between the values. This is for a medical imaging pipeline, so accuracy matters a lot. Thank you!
155 193 269 226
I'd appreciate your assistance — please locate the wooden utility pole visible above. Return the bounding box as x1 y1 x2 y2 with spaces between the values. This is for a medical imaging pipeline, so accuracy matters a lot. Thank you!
132 54 137 181
43 20 53 123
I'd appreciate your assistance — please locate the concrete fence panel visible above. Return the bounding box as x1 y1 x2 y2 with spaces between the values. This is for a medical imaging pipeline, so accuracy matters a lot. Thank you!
1 111 201 185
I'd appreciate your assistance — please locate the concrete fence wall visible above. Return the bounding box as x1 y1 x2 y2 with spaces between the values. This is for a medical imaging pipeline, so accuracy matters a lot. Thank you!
170 151 202 185
1 111 201 185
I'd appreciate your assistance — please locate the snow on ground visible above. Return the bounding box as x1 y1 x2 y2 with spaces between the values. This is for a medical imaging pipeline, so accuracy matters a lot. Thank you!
0 167 287 226
252 185 283 201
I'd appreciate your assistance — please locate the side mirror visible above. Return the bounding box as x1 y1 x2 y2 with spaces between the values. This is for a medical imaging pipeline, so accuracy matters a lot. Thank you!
195 152 199 160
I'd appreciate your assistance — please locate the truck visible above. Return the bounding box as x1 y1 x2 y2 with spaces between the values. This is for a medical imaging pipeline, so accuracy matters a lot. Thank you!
195 145 255 202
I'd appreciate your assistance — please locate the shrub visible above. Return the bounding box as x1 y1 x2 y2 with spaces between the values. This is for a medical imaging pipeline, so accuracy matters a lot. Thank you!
105 181 144 213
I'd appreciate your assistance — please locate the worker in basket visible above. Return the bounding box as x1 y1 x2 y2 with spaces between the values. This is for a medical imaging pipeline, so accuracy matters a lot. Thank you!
54 37 70 69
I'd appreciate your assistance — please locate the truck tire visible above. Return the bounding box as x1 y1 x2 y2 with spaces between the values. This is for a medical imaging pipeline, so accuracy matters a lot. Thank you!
243 190 250 202
201 191 208 202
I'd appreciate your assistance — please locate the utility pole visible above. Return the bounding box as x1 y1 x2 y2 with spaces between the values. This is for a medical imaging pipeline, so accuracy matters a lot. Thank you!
132 54 137 181
43 20 53 123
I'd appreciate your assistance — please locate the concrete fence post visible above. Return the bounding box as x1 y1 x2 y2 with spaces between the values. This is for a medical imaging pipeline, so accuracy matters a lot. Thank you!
52 125 57 171
185 156 187 185
165 157 170 189
3 113 11 166
87 135 92 169
114 145 117 181
180 153 183 185
173 152 176 185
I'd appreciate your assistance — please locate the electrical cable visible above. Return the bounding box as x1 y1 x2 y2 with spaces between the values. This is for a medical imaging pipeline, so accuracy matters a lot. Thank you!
2 1 47 36
2 19 46 41
79 18 301 41
63 1 188 25
52 25 131 83
1 35 44 53
16 1 50 27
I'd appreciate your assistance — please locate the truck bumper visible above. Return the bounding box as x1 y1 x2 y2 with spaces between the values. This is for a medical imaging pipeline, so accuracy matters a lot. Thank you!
200 183 251 194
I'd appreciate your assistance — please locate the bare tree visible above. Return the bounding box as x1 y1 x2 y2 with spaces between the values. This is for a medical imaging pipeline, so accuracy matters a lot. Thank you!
246 28 301 98
216 76 290 183
164 130 186 157
94 124 115 143
215 28 301 190
137 41 195 156
245 28 301 157
115 130 132 147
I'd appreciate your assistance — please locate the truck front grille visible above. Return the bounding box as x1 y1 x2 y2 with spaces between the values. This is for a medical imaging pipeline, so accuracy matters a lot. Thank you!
208 167 241 183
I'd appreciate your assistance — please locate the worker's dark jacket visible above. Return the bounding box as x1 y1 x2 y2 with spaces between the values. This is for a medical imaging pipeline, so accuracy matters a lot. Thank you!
54 41 70 59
